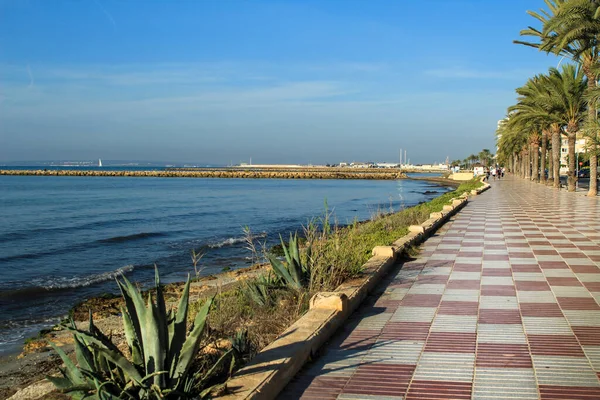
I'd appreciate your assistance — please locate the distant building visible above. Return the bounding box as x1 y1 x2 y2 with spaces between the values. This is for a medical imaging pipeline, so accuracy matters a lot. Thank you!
559 137 587 174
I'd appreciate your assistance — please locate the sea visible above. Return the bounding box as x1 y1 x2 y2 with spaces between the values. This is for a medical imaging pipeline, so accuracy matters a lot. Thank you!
0 169 451 355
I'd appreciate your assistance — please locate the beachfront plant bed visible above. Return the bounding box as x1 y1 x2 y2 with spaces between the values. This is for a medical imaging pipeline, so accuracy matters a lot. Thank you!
20 178 482 400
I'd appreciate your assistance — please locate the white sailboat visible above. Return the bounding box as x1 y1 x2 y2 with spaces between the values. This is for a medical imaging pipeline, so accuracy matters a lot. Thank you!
98 159 102 167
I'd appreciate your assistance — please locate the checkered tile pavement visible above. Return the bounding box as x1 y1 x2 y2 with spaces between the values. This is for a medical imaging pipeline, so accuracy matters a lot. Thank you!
280 177 600 400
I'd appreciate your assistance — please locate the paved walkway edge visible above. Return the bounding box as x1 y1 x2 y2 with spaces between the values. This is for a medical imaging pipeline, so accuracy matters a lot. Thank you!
219 180 490 400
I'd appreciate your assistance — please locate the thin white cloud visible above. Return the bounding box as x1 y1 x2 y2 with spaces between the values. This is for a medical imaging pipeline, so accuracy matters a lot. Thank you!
93 0 117 31
423 67 535 80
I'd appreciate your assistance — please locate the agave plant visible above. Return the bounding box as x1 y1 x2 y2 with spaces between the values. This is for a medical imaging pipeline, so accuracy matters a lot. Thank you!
241 273 279 307
267 233 310 290
47 268 233 399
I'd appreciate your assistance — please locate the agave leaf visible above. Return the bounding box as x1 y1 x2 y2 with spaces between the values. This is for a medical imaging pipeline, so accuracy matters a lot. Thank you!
289 233 301 267
48 341 87 386
46 375 75 391
167 276 191 385
116 276 146 357
279 234 292 264
73 335 95 375
154 266 169 361
267 254 297 288
141 292 166 387
66 325 122 357
172 296 213 386
121 306 143 367
91 345 145 387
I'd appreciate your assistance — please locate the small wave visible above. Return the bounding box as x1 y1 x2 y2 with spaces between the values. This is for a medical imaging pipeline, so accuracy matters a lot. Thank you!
207 232 267 249
41 265 135 290
0 265 134 299
98 232 166 244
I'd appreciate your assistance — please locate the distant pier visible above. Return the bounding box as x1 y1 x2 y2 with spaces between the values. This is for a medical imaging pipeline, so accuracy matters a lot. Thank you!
0 167 408 180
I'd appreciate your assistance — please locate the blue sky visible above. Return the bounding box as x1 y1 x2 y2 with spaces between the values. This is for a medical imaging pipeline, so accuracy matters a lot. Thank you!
1 0 562 164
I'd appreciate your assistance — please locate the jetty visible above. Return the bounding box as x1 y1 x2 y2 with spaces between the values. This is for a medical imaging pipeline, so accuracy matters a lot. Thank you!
0 167 407 180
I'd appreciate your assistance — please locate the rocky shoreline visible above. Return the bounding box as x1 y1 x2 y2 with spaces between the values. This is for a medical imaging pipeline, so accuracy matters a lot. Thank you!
0 168 407 180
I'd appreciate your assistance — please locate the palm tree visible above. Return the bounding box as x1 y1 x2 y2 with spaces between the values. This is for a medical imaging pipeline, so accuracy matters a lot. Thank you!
516 0 599 195
478 149 493 167
543 64 587 191
508 74 560 187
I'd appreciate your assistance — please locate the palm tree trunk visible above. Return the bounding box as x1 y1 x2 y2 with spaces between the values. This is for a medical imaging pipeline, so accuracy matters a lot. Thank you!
567 128 577 192
525 148 532 179
540 132 547 184
548 148 554 185
552 129 561 189
532 141 540 182
583 63 598 196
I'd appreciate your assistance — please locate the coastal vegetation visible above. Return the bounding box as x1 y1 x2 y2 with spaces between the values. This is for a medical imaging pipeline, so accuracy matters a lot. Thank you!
496 0 600 195
35 178 482 400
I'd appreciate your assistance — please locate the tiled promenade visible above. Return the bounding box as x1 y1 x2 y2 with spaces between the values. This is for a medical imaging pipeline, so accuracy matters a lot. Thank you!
281 177 600 400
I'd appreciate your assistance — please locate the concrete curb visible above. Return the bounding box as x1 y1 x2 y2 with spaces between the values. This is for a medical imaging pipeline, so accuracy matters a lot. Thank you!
219 195 472 400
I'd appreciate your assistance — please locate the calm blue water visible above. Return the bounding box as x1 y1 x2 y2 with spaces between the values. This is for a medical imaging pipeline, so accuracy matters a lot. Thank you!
0 175 449 354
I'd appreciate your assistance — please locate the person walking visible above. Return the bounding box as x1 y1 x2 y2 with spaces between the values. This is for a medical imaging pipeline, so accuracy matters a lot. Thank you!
491 168 497 180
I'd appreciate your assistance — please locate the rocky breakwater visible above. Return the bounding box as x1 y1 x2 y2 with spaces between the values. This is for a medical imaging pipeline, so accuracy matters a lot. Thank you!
0 168 408 180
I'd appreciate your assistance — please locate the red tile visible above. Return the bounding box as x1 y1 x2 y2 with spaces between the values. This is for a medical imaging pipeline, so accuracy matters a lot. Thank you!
372 299 402 312
481 285 516 296
539 385 600 400
401 294 442 307
453 264 482 272
380 322 430 341
458 251 483 258
484 244 507 250
560 252 589 259
572 326 600 346
583 282 600 292
342 363 416 397
507 242 531 248
515 281 551 291
424 332 476 353
476 343 532 368
533 249 559 256
569 265 600 273
416 275 449 284
438 301 479 316
552 243 576 248
520 303 563 317
539 261 570 269
339 330 379 350
479 309 522 324
528 334 585 356
546 277 583 287
447 280 481 290
435 249 459 254
511 264 541 273
509 252 536 259
529 240 552 246
406 380 472 400
286 376 348 399
556 297 600 310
